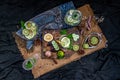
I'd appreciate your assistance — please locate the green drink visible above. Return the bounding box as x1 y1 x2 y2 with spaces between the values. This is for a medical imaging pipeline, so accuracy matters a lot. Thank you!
22 58 36 70
22 54 39 70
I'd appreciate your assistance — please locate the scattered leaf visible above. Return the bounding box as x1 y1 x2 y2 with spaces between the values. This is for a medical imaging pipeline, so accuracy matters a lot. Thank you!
60 29 67 35
20 20 25 29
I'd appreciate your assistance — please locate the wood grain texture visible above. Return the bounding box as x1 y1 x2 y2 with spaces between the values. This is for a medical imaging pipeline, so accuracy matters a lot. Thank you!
13 4 107 78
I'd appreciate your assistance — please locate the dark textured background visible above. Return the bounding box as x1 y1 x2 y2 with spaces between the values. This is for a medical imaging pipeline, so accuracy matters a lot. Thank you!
0 0 120 80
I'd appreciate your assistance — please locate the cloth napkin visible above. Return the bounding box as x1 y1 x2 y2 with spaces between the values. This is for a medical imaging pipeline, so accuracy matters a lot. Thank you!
16 1 75 49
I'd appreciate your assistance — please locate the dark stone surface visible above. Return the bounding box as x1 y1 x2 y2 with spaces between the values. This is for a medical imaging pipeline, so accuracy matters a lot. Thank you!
0 0 120 80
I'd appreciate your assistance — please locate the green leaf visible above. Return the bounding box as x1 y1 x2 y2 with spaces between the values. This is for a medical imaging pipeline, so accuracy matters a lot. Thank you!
67 34 73 39
20 20 25 29
60 29 67 35
67 39 73 50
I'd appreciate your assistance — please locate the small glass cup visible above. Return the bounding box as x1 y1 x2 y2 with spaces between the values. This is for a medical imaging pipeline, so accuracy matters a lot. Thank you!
64 9 82 26
22 21 38 40
22 54 39 71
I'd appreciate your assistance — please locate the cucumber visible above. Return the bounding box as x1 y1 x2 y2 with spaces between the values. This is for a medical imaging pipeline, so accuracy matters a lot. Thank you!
52 40 59 51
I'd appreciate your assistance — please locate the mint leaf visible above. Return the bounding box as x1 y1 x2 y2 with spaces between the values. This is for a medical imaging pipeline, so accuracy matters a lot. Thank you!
67 39 73 50
20 20 25 29
67 34 73 39
60 29 67 35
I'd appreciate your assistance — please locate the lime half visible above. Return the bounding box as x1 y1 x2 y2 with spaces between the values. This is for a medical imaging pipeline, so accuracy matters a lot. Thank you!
57 50 65 59
83 43 89 49
73 45 79 51
90 36 99 45
60 37 70 48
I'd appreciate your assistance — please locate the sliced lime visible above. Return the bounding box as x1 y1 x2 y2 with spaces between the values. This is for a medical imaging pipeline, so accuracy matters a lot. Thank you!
22 29 29 36
83 43 89 49
25 30 34 40
31 26 37 30
90 36 99 45
25 21 32 29
73 45 79 51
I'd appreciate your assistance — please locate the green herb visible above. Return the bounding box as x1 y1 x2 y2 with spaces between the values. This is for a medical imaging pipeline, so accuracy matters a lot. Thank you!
67 34 73 39
25 61 33 68
60 29 67 35
20 20 25 29
67 39 73 50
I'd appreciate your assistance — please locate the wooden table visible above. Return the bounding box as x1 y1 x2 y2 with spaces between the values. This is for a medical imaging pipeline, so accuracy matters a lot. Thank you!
13 4 107 78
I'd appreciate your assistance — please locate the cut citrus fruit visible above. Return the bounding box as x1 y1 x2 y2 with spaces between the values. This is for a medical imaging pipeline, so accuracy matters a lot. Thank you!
25 21 32 29
25 30 34 40
73 45 79 51
90 36 99 45
83 43 89 49
22 29 29 36
60 37 70 48
57 50 65 59
44 33 53 42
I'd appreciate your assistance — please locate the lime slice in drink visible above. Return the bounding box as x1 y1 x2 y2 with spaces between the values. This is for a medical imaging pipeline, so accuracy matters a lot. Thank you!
73 45 79 51
22 29 29 36
90 36 99 45
31 26 37 30
25 30 34 40
60 37 70 48
25 21 32 29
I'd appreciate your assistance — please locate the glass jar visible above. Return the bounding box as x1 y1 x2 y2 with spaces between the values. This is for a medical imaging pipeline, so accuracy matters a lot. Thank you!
64 9 82 26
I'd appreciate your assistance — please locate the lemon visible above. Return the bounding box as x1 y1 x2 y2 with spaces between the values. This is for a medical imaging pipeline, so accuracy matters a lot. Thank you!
44 33 53 42
61 37 70 48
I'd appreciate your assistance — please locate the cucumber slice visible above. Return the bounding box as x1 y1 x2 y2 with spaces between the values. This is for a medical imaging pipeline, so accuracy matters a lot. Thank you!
73 45 79 51
52 40 59 51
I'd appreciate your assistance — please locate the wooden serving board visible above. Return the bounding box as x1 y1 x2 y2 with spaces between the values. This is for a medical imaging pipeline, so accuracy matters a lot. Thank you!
13 4 107 78
41 27 80 59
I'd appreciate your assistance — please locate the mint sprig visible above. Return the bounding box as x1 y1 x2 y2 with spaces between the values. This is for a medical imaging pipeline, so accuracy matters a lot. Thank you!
20 20 25 29
60 29 67 35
